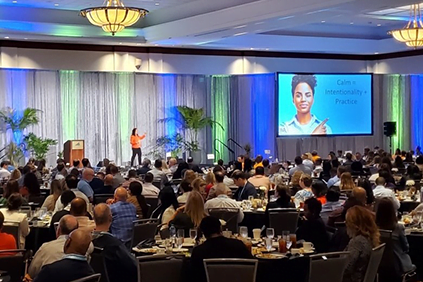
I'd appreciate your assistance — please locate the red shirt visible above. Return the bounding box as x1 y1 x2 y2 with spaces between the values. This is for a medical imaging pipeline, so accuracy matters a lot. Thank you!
0 232 17 255
317 196 327 205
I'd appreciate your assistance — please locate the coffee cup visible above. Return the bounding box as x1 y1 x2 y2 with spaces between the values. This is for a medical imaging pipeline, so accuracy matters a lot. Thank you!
252 229 261 240
303 242 314 251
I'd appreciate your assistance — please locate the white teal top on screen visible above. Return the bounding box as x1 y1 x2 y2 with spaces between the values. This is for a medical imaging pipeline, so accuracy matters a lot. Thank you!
279 115 332 135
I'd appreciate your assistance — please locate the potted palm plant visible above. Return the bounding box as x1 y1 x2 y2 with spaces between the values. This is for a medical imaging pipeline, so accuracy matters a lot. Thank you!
25 133 58 160
176 106 223 163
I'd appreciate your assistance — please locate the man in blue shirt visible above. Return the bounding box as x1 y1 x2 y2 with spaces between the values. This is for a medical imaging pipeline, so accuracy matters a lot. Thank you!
77 168 95 202
327 166 347 188
110 188 137 248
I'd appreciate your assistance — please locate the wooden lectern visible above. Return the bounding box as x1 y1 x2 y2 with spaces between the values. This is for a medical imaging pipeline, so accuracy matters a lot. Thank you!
64 140 85 164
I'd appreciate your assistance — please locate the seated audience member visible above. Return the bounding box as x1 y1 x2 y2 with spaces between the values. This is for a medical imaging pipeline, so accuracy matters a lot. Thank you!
127 181 149 218
89 172 106 194
188 157 203 174
183 169 197 184
55 175 89 213
373 177 400 210
416 156 423 172
77 168 95 202
399 164 422 188
235 155 252 173
343 206 380 282
207 171 232 200
290 170 303 195
49 190 76 239
169 191 205 234
0 193 30 249
178 179 193 205
29 215 79 278
355 152 365 165
153 186 179 226
266 185 295 210
253 155 264 169
33 229 94 282
0 161 11 179
191 216 253 282
311 150 320 162
375 198 414 278
313 158 323 178
0 210 16 251
149 159 168 188
302 153 314 171
192 177 207 200
327 166 348 188
378 169 396 189
110 188 137 247
262 159 271 176
141 172 160 198
96 172 105 180
121 169 142 189
172 161 189 179
293 174 313 206
92 204 138 282
393 155 405 169
232 171 257 201
343 153 354 167
21 172 41 203
0 179 20 206
137 158 152 175
161 160 172 175
10 169 21 182
352 187 368 207
102 174 114 194
289 156 312 177
110 165 125 190
42 179 64 212
327 192 366 227
340 172 355 191
357 178 375 207
321 187 343 223
248 166 271 191
312 180 328 205
81 158 91 169
168 158 178 174
204 183 244 223
70 198 96 233
204 172 216 196
296 198 329 253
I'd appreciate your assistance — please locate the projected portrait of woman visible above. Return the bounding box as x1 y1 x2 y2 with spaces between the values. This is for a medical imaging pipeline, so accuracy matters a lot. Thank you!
279 74 332 135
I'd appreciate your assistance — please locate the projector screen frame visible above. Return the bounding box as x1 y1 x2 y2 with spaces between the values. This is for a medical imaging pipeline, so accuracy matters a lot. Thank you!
275 72 374 138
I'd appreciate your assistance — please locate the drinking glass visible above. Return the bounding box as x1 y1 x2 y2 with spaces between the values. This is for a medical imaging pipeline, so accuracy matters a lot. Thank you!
265 237 273 252
266 228 274 239
189 229 197 241
176 229 184 249
239 226 248 238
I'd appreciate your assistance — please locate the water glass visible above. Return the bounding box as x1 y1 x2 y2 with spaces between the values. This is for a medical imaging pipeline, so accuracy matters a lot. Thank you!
265 237 272 252
176 229 184 249
239 226 248 238
189 229 197 241
266 228 274 239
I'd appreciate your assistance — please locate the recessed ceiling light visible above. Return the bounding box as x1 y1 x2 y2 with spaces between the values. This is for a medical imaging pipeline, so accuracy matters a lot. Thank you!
4 36 9 39
250 48 254 50
24 38 28 40
119 42 122 44
265 48 269 50
233 25 247 29
155 2 159 5
54 3 59 6
377 24 381 27
374 52 379 54
234 32 247 36
12 1 17 3
154 44 158 46
321 20 326 23
350 22 354 24
255 22 264 25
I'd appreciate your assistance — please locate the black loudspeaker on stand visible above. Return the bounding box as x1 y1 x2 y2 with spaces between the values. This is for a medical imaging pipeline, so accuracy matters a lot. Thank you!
384 121 397 154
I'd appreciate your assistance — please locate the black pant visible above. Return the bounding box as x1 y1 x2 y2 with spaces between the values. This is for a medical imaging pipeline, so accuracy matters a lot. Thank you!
131 148 142 167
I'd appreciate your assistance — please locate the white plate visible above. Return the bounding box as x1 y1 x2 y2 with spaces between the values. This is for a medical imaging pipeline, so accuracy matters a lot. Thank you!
302 250 314 254
182 243 195 247
172 248 189 253
255 253 285 259
261 247 276 253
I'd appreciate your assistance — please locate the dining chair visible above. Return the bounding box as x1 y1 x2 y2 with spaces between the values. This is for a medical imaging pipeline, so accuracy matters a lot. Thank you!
208 208 240 233
89 247 110 282
3 221 20 248
362 243 386 282
93 194 114 205
308 252 350 282
0 249 27 282
137 254 184 282
131 218 158 248
145 198 159 218
203 258 258 282
70 273 101 282
268 208 299 234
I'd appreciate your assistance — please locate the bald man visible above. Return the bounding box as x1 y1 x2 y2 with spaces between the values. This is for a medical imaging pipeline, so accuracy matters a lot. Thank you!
204 183 244 223
70 198 95 233
110 188 137 247
33 230 94 282
352 187 367 206
29 215 79 278
77 168 95 202
92 204 138 282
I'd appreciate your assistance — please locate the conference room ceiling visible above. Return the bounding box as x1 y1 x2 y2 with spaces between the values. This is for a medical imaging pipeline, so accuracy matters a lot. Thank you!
0 0 419 54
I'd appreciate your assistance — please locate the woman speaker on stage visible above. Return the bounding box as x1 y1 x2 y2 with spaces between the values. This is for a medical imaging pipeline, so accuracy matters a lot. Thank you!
130 128 146 167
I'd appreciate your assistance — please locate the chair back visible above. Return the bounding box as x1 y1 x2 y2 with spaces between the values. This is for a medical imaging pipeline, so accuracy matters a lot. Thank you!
309 252 350 282
152 181 161 189
363 243 386 282
93 194 114 205
378 229 401 281
138 254 184 282
131 218 158 248
145 198 159 218
0 249 26 282
203 258 258 282
70 274 101 282
89 247 109 282
208 208 239 233
268 208 299 234
3 221 20 248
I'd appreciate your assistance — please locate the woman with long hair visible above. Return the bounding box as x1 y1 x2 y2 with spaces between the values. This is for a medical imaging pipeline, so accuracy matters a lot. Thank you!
130 128 146 167
21 173 41 203
173 162 189 179
191 177 207 201
169 191 205 234
375 198 414 276
290 170 303 195
340 172 355 191
204 172 216 196
9 169 21 181
153 186 179 225
41 179 65 211
343 206 380 282
393 156 405 169
127 181 149 218
0 179 20 206
357 178 375 206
